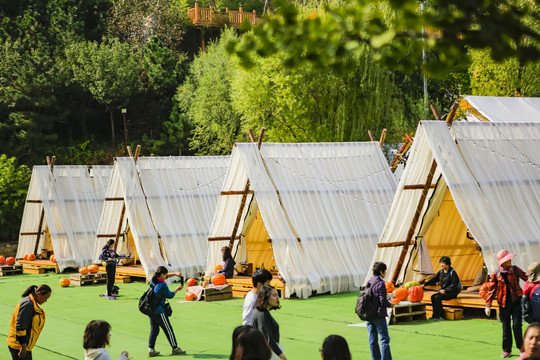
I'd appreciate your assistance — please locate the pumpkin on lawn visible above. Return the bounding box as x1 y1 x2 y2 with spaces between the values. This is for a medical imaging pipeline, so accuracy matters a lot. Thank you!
79 267 89 275
385 282 395 294
394 288 408 301
186 278 198 287
185 292 197 301
88 264 99 273
0 255 4 263
211 273 226 286
59 278 70 287
407 285 424 302
479 281 495 300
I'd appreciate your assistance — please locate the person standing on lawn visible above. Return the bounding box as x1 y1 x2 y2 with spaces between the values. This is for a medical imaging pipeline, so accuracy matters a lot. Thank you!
420 256 462 320
99 239 125 300
253 285 287 360
485 249 528 358
147 266 185 357
365 262 392 360
243 269 273 325
7 284 52 360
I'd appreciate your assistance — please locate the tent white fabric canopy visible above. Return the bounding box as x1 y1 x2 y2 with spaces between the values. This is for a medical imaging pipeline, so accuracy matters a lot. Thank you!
461 96 540 122
371 121 540 285
207 142 398 298
94 156 229 279
17 166 112 271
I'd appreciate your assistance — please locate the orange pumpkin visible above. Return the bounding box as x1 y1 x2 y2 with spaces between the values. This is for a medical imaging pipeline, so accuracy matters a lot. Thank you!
50 254 56 263
79 267 89 275
6 257 15 266
407 285 424 302
59 278 70 287
479 281 495 300
215 265 223 272
390 297 401 305
186 278 198 287
185 292 197 301
394 288 408 301
23 255 29 261
28 254 36 261
202 280 209 288
211 273 226 286
0 255 4 263
88 264 99 273
385 281 395 294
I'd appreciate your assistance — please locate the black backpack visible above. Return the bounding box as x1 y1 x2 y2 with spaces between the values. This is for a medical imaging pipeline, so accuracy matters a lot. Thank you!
139 284 156 316
355 278 382 321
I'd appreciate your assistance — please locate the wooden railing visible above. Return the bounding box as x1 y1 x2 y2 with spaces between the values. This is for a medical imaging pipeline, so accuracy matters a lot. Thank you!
188 4 259 28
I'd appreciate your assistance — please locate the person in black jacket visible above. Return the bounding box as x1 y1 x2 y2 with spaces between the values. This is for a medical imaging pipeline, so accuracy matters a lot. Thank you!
253 285 287 360
421 256 462 320
99 239 126 300
366 262 392 360
210 246 236 283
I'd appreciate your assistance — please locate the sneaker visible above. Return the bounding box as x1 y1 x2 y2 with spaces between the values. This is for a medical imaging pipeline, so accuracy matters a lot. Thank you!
172 347 186 355
107 295 117 300
148 349 160 357
501 352 511 358
99 294 106 297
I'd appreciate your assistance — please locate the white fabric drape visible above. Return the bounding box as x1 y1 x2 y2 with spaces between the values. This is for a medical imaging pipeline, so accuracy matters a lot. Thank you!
371 121 540 284
464 96 540 123
207 142 398 298
137 156 229 278
18 166 111 271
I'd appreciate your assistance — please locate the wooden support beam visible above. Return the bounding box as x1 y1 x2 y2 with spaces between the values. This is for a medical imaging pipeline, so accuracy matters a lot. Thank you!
379 128 387 147
105 197 124 201
378 241 406 248
368 130 375 142
20 232 40 236
97 234 118 238
391 160 438 284
248 129 255 143
430 104 441 120
33 208 45 255
127 145 133 158
209 236 240 242
113 204 126 251
221 190 255 196
403 184 436 190
446 102 459 125
26 200 43 204
134 145 141 162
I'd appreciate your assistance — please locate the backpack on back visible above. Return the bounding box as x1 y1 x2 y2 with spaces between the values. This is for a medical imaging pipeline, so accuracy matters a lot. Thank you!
139 284 156 316
355 278 382 321
530 286 540 322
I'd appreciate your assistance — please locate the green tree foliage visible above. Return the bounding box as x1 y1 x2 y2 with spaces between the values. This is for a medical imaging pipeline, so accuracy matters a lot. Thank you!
0 155 31 243
231 45 416 142
175 29 245 155
229 0 540 77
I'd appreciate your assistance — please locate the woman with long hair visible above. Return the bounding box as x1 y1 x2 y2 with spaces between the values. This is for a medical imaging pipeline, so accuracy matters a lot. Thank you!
231 325 272 360
252 285 287 360
7 284 52 360
83 320 130 360
147 266 185 357
98 239 125 300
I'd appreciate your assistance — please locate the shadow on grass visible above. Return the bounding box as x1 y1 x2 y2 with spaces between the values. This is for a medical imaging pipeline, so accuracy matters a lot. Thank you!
190 355 229 359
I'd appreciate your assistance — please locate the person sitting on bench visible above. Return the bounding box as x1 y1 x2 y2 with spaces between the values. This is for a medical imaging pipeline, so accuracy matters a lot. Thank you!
421 256 462 320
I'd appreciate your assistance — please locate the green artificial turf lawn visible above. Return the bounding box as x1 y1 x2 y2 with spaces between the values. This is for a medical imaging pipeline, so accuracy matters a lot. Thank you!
0 272 509 359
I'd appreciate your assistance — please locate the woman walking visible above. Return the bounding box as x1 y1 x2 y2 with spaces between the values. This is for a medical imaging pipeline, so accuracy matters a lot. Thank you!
83 320 130 360
99 239 124 300
253 285 287 360
147 266 185 357
7 284 52 360
365 262 392 360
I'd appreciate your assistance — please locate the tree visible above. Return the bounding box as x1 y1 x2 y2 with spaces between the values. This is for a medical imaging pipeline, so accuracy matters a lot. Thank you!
174 29 244 155
65 38 141 153
0 155 31 243
229 0 540 78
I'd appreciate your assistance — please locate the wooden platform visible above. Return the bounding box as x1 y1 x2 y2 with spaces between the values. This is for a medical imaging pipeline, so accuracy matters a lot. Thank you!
23 266 46 274
391 302 426 324
98 265 146 279
422 290 499 319
18 259 59 273
203 275 286 298
0 265 24 276
70 272 107 286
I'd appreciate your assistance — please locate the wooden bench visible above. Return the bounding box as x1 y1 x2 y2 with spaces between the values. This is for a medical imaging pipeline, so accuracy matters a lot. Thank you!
18 259 59 273
23 266 46 274
0 265 24 276
423 290 499 319
70 272 107 286
425 305 463 320
391 302 426 324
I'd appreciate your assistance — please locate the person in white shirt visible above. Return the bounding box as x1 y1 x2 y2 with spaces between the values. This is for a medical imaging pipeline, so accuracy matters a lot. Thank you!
242 269 273 325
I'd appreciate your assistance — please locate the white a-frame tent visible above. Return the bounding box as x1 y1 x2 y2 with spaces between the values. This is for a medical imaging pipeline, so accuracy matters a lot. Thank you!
206 142 398 298
371 121 540 286
94 156 230 279
17 165 112 271
460 96 540 122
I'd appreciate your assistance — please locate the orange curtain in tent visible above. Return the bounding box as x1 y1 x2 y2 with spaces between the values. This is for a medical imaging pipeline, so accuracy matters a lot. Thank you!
244 211 276 272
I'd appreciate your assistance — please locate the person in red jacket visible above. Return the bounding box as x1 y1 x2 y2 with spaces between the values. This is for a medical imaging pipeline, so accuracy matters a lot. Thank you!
485 250 528 358
524 262 540 300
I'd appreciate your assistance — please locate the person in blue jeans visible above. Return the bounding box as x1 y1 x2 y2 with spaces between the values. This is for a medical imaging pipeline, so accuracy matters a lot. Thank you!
366 261 392 360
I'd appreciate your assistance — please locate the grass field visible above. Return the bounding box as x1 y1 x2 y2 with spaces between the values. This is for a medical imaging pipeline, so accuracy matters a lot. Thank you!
0 272 513 359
